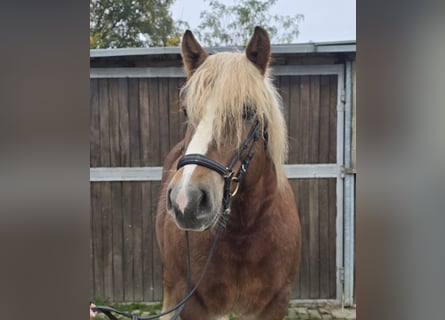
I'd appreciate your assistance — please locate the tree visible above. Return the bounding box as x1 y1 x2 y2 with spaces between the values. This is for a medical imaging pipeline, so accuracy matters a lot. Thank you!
195 0 304 47
90 0 185 48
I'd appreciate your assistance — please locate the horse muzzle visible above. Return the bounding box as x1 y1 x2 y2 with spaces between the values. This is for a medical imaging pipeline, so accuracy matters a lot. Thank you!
167 181 221 231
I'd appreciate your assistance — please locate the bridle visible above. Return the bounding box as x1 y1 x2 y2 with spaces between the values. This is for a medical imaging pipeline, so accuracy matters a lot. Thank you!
92 118 264 320
177 118 262 223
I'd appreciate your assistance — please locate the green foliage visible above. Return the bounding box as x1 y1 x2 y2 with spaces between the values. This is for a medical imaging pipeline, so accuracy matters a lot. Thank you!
195 0 304 46
90 0 188 48
90 0 303 49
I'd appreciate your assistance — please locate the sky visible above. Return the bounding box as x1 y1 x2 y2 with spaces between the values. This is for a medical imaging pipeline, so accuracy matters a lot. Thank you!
171 0 356 43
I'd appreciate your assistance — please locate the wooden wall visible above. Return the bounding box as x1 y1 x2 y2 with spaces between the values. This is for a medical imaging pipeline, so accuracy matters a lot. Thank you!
278 75 338 299
90 74 338 301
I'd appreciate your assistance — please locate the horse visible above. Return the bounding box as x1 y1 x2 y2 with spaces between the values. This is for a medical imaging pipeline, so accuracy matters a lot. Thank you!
156 26 301 320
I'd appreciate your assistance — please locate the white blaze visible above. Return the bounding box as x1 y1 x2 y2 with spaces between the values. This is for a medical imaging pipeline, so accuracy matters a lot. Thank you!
175 103 215 210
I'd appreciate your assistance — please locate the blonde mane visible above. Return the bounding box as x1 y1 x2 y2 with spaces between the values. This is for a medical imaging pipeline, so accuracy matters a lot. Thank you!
180 51 288 187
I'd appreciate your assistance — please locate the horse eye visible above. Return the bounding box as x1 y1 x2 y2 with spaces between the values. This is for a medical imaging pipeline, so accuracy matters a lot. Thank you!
242 105 255 120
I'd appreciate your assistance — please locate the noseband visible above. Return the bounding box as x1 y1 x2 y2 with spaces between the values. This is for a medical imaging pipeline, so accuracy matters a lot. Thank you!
177 119 262 221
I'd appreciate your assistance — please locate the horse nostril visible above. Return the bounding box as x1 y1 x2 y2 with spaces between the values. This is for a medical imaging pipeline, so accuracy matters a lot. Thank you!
166 187 173 211
197 188 212 214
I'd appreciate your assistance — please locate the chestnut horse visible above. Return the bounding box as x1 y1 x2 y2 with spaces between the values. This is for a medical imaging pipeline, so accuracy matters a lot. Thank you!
156 27 301 320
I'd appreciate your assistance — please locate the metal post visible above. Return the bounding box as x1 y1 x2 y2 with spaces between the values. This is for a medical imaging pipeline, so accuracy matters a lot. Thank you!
335 67 345 301
343 61 355 306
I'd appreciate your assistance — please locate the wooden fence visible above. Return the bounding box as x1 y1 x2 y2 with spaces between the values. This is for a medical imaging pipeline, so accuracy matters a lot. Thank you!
90 43 356 303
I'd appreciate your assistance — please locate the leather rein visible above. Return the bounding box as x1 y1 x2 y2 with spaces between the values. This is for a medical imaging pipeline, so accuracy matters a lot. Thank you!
92 118 263 320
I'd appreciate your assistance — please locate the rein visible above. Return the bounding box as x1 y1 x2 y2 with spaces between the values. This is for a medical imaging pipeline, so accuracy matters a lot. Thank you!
92 227 223 320
92 119 262 320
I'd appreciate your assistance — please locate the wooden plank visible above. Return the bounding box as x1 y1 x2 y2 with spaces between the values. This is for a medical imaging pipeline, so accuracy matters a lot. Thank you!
309 76 320 298
278 76 289 156
148 78 160 166
142 182 154 301
298 179 310 298
309 179 320 298
158 78 171 162
310 75 321 163
277 76 290 130
109 79 121 167
90 79 100 167
90 79 101 298
328 76 338 298
122 181 134 301
90 167 162 181
118 79 130 167
99 79 110 167
319 76 331 298
299 76 310 164
90 66 185 78
318 177 330 298
289 179 301 299
152 181 163 300
98 79 114 300
288 76 300 163
328 178 337 298
272 64 344 76
132 182 143 301
91 182 103 298
328 75 338 297
328 76 337 163
139 79 150 166
168 78 181 148
294 77 311 298
101 182 114 300
111 181 124 301
128 79 141 167
90 64 345 78
319 76 330 163
90 164 340 182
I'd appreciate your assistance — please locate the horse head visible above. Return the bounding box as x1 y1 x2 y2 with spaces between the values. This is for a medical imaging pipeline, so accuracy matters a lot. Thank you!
166 27 287 231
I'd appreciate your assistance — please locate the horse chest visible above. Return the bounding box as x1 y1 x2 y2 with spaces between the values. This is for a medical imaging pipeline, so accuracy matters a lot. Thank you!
214 235 280 308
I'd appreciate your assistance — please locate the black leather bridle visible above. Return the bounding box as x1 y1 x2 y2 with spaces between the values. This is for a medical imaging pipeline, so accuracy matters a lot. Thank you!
177 118 262 222
92 118 264 320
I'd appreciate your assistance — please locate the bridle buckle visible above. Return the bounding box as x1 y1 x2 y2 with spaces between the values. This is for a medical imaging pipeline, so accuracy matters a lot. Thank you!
223 169 234 180
230 176 240 197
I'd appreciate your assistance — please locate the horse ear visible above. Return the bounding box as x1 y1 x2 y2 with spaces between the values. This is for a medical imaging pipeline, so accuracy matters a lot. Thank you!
245 26 271 75
181 30 208 78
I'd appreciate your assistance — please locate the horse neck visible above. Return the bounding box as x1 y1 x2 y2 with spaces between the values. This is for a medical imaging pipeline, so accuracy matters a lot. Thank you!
225 158 277 234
